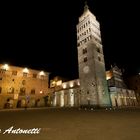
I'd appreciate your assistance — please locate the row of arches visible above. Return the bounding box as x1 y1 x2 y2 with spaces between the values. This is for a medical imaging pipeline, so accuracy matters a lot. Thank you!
4 96 49 109
111 94 137 107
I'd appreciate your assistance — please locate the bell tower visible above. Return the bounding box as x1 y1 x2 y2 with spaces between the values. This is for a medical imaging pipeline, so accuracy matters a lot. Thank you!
77 2 111 107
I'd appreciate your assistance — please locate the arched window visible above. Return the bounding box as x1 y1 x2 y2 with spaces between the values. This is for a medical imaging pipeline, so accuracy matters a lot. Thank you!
97 47 100 53
98 56 101 62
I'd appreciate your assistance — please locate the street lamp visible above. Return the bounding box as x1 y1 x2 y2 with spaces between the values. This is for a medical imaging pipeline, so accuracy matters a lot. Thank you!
23 68 29 73
3 64 9 70
39 71 45 76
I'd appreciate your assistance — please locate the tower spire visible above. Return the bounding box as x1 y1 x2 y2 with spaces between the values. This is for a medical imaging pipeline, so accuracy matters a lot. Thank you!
84 0 89 12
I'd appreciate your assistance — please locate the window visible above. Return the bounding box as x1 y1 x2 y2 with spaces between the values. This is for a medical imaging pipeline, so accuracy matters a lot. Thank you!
98 56 101 61
0 87 2 93
84 38 87 43
23 72 28 77
84 57 87 62
12 71 17 76
33 74 37 78
83 48 87 54
19 87 26 95
7 87 14 94
97 48 100 53
31 89 35 95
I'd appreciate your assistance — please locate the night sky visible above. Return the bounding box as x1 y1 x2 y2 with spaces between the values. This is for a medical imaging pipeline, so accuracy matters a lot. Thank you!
1 0 139 79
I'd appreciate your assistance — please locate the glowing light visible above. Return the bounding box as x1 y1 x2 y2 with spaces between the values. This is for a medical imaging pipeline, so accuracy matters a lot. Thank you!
77 81 80 86
56 80 62 86
106 76 111 80
3 64 9 70
39 71 45 76
70 82 74 87
50 80 56 87
40 90 43 94
62 83 67 89
106 71 113 80
23 68 29 73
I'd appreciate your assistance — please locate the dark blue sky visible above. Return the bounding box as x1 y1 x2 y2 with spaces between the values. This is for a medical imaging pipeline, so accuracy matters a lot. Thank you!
1 0 139 79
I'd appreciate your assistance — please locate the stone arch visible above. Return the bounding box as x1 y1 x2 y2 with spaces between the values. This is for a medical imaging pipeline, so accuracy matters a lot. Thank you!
4 98 14 108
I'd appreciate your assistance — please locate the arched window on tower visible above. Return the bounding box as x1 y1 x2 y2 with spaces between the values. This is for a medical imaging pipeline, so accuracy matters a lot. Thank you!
98 56 101 62
97 47 100 53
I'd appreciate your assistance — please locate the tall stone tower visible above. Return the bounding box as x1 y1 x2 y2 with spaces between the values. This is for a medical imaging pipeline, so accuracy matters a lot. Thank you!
77 2 111 107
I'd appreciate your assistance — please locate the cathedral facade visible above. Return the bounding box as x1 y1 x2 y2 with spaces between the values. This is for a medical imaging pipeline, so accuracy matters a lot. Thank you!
51 4 137 108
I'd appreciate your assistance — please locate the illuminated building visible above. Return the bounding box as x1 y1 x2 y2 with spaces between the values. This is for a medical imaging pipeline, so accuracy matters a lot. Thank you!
50 3 137 108
0 64 50 109
124 74 140 104
50 79 80 107
0 3 138 109
106 65 137 107
77 2 111 107
50 3 111 108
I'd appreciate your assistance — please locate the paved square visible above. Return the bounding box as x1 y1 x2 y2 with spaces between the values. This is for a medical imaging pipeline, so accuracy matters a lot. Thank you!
0 108 140 140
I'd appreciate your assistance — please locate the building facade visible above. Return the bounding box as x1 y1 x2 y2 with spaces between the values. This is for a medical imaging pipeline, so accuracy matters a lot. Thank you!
50 79 80 107
0 64 50 109
106 66 137 107
124 74 140 104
